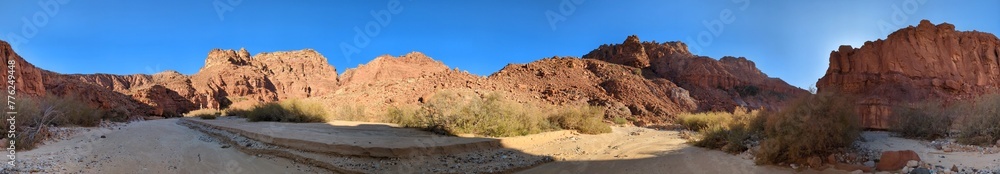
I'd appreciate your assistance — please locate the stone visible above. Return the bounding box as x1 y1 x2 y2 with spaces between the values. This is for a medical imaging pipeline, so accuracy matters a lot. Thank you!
850 170 863 174
876 150 921 171
906 160 919 167
910 167 931 174
807 156 823 169
951 165 959 172
817 19 1000 129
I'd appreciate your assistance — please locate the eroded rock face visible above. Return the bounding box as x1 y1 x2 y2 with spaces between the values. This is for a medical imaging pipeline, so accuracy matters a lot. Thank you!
585 35 651 68
584 36 808 112
0 40 155 117
339 52 448 87
817 20 1000 129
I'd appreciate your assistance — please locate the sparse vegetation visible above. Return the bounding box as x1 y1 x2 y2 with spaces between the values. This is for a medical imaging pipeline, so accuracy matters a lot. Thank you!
956 94 1000 145
612 116 628 125
330 104 367 121
549 105 611 134
678 106 765 153
184 108 221 120
1 95 107 150
755 91 860 165
387 89 610 137
245 99 327 123
889 102 953 140
222 107 250 117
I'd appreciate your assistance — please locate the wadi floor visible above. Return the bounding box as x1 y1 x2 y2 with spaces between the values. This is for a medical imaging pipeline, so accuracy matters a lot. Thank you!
4 118 999 173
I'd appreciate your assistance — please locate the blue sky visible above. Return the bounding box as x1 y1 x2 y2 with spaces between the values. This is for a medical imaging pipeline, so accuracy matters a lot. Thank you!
1 0 998 88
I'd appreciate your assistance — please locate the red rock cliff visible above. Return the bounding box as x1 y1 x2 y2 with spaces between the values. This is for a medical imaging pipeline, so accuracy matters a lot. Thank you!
817 20 1000 129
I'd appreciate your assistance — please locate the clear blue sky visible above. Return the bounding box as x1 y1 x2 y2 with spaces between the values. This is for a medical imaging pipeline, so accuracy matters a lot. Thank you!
1 0 998 88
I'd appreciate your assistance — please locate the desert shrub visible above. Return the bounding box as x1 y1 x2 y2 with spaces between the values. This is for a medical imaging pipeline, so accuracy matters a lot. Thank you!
387 89 608 137
549 105 611 134
612 116 628 125
956 94 1000 145
889 102 952 140
677 111 733 132
185 108 221 120
222 107 250 117
680 107 764 153
2 95 105 150
330 104 367 121
245 99 327 123
755 91 860 165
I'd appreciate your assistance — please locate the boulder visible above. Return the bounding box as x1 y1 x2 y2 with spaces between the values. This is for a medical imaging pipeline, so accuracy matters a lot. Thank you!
875 150 921 171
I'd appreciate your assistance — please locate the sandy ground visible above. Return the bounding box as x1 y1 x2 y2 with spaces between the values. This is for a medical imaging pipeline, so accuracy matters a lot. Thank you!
860 131 1000 172
5 119 324 173
507 126 805 174
7 118 998 173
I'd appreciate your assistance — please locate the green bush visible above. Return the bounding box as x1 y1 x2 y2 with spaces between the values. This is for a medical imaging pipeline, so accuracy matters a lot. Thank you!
956 94 1000 145
889 102 952 140
245 99 327 123
755 91 860 165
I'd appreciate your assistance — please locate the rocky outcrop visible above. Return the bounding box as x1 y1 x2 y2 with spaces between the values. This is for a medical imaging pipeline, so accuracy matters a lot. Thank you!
585 36 808 112
586 35 651 68
339 52 448 87
817 20 1000 129
0 40 155 117
191 48 339 109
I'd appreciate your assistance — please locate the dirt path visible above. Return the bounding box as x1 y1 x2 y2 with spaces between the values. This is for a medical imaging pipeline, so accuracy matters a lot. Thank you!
7 119 324 173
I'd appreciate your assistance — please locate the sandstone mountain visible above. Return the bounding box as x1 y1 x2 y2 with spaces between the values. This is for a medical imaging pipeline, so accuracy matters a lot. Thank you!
585 35 808 112
1 35 804 125
817 20 1000 129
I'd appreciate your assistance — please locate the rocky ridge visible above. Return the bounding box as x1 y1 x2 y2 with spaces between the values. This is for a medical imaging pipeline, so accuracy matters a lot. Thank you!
585 35 808 112
1 35 803 125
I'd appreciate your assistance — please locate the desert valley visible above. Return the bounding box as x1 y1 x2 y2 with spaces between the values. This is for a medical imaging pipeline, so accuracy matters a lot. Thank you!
1 19 1000 174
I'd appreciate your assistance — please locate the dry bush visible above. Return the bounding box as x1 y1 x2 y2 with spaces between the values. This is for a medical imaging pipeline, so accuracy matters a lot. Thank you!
330 104 367 121
387 89 608 137
889 102 952 140
549 105 611 134
677 111 734 132
755 91 860 165
222 107 250 117
679 107 764 153
245 99 327 123
2 95 104 150
956 94 1000 145
184 108 221 119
